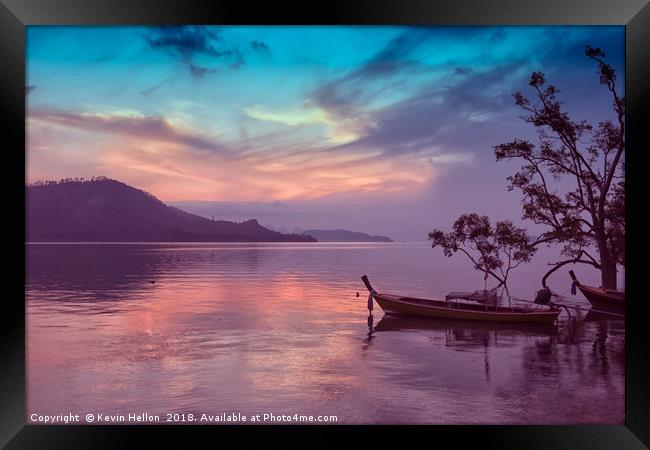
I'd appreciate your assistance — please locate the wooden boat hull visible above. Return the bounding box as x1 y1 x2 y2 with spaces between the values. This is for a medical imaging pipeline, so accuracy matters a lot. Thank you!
373 293 561 324
569 270 625 314
576 285 625 314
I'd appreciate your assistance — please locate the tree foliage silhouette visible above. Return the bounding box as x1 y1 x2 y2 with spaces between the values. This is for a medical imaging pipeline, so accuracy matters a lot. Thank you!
429 214 535 291
494 45 624 289
429 46 624 290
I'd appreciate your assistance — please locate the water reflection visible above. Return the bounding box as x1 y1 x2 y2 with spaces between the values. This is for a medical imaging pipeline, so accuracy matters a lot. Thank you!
27 244 164 302
361 314 376 354
372 315 559 337
368 315 560 384
27 243 624 424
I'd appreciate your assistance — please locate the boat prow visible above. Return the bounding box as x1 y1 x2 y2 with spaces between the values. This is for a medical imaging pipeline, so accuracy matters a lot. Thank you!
569 270 625 315
361 275 560 325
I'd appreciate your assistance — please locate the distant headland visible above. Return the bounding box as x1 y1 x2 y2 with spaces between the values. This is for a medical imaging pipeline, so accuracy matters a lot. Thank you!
297 228 392 243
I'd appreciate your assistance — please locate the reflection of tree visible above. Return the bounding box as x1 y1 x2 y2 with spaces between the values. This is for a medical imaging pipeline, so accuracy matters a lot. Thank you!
369 314 623 422
371 315 563 382
592 321 609 377
586 317 624 382
494 317 624 423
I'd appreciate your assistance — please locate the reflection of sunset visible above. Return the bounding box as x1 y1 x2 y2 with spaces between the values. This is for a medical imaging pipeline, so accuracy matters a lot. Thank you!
237 275 367 400
28 260 369 411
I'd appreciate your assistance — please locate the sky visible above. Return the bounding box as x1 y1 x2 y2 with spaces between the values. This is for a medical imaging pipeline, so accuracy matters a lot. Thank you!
26 26 624 240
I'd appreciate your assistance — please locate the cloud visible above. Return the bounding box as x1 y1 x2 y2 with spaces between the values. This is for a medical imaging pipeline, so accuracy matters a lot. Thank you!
353 28 434 79
245 104 327 127
244 103 366 143
145 26 226 58
250 40 270 53
245 37 524 175
189 63 216 78
30 108 227 154
229 49 245 70
26 25 625 214
302 55 528 173
306 28 443 139
144 26 241 77
28 103 438 202
351 63 525 152
139 82 164 98
244 29 577 196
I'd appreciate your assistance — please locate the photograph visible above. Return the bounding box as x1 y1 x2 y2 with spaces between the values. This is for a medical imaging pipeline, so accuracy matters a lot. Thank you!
1 0 647 447
25 24 626 425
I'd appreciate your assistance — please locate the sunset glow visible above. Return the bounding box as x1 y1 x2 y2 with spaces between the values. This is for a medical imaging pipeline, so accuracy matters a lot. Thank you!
27 26 623 204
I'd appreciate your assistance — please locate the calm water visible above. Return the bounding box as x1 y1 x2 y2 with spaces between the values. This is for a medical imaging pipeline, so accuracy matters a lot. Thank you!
26 243 624 424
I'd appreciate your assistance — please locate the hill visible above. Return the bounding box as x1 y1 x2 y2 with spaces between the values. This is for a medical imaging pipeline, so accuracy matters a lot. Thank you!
26 178 316 242
300 228 392 242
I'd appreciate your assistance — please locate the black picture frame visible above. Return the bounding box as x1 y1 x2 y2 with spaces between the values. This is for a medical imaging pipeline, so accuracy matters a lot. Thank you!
2 0 648 447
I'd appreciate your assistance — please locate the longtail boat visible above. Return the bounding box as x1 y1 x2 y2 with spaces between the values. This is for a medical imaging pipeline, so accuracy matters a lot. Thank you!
361 275 561 325
569 270 625 315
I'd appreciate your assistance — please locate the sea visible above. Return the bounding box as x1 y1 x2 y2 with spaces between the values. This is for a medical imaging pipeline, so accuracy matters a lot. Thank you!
26 242 624 424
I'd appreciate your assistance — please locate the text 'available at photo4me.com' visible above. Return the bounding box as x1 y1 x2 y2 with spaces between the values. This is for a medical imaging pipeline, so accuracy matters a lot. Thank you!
29 411 339 424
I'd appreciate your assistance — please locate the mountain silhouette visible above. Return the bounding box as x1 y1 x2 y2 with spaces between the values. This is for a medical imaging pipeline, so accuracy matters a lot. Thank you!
26 177 316 242
301 229 392 242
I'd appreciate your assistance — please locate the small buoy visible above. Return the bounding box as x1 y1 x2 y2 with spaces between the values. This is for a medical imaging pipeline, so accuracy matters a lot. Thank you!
356 292 359 297
150 280 155 284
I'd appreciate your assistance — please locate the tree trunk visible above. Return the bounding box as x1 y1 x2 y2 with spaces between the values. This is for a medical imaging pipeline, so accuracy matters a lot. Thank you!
595 226 617 291
600 261 618 291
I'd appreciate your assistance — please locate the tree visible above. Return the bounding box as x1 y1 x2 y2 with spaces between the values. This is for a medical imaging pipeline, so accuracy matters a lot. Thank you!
428 214 536 293
493 46 624 290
